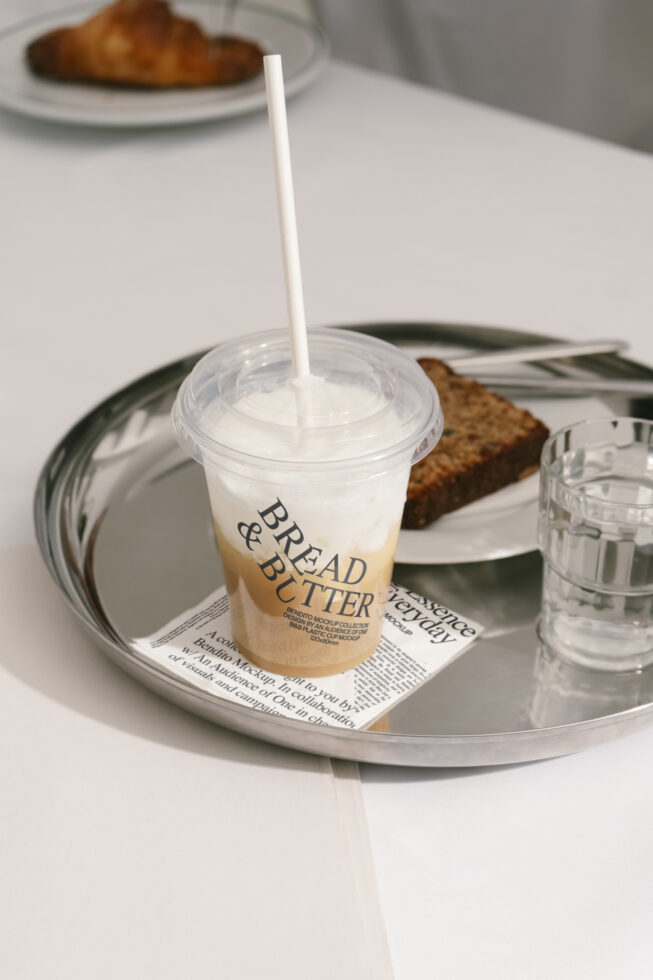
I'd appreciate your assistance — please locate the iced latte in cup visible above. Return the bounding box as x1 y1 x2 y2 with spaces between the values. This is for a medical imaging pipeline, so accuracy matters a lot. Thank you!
172 328 442 676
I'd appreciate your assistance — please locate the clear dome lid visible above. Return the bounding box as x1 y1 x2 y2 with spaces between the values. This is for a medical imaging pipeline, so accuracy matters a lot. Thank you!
172 328 443 474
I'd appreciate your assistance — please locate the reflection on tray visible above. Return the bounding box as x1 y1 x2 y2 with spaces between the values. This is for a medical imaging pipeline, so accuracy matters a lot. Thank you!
529 636 653 729
395 551 543 639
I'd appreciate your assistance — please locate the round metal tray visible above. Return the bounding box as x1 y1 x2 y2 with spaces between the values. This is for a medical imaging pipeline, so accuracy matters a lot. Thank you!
34 322 653 766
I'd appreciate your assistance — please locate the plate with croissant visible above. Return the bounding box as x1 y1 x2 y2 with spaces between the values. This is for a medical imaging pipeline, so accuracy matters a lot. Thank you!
0 0 328 126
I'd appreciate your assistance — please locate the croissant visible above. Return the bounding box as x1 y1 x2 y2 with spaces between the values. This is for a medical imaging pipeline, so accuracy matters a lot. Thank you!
26 0 265 88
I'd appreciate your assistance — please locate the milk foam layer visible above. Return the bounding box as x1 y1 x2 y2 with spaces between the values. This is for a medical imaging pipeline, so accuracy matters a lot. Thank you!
206 379 410 555
207 379 404 461
209 468 408 557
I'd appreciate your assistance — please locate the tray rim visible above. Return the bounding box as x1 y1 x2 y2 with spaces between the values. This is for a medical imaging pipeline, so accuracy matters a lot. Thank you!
33 321 653 766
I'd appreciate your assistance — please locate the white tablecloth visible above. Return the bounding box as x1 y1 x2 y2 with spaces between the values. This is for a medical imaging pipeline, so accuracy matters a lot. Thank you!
2 5 653 975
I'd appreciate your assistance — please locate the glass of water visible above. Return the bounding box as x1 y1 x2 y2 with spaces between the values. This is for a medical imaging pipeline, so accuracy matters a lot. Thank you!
538 417 653 672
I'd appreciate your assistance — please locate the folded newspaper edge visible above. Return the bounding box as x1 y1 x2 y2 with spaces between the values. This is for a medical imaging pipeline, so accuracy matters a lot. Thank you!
134 584 484 731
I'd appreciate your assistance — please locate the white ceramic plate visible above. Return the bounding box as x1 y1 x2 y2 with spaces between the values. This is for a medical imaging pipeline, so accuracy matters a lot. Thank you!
0 1 328 127
395 395 612 565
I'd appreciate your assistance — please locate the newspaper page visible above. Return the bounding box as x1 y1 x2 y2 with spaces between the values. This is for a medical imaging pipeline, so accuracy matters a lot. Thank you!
135 584 483 731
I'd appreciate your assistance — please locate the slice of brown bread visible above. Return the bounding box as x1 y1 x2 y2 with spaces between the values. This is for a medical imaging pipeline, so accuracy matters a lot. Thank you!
402 358 550 529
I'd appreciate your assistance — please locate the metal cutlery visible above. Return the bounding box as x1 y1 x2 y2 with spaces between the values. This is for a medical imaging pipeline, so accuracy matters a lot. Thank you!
469 375 653 397
442 338 653 396
447 338 628 370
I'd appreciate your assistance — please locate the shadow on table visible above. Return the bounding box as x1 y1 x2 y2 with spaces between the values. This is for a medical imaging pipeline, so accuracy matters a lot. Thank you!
2 546 320 773
361 759 547 785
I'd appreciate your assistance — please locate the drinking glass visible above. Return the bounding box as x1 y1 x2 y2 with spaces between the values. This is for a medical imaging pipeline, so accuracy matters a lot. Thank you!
538 417 653 672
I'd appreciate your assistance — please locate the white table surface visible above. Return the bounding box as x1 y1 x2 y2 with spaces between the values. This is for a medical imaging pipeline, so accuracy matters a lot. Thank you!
3 4 653 975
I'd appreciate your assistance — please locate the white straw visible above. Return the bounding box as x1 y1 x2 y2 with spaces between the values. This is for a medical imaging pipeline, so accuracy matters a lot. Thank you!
264 54 311 382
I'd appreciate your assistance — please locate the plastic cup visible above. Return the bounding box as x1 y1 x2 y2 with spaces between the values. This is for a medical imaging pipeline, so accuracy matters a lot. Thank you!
172 327 443 677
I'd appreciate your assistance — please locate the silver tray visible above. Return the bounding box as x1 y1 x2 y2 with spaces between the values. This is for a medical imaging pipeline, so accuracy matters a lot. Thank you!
34 322 653 766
